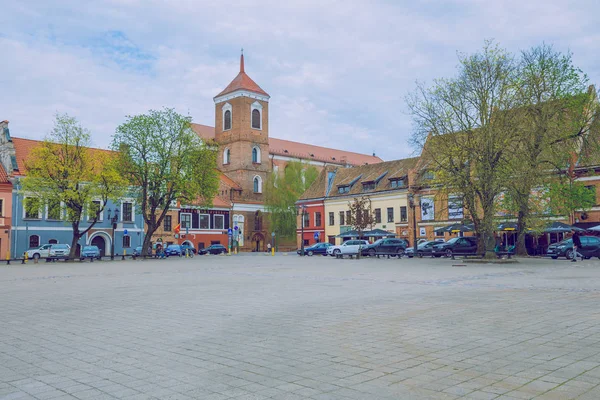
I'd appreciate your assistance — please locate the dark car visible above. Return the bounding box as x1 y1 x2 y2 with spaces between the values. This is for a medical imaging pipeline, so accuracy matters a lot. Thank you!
132 246 143 256
432 236 478 257
181 244 197 255
405 241 438 258
199 244 227 255
81 245 101 260
361 238 408 257
165 244 183 257
547 236 600 260
297 242 331 256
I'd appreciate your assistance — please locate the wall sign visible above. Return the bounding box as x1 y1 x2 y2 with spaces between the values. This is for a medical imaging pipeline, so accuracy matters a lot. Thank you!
420 197 435 221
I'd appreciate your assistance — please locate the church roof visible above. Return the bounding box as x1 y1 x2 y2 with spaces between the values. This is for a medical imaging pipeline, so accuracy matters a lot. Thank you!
214 53 269 98
190 123 383 166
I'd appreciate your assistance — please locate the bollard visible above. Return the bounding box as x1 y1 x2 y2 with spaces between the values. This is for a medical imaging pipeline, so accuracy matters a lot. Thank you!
23 253 28 264
271 248 274 256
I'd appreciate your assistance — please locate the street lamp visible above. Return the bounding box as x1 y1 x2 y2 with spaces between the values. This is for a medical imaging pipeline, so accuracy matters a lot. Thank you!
408 193 419 256
297 204 308 256
107 208 119 260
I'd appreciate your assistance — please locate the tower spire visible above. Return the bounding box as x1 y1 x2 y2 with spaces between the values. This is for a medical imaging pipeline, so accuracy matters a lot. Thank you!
240 48 245 73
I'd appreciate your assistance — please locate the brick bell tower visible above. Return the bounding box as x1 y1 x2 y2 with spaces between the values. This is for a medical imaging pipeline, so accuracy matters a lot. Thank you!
213 51 271 203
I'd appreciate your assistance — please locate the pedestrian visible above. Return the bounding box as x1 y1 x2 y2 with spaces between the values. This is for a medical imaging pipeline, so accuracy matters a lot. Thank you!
572 230 582 262
267 242 271 253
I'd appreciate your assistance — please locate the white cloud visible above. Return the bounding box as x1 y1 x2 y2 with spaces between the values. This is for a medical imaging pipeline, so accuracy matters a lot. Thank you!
1 0 598 160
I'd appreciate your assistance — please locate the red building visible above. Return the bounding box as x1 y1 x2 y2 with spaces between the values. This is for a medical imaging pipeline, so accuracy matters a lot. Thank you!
296 199 325 249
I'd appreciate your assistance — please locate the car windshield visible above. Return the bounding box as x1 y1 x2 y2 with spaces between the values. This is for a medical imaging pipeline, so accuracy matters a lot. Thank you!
167 245 181 249
372 239 384 245
83 246 97 251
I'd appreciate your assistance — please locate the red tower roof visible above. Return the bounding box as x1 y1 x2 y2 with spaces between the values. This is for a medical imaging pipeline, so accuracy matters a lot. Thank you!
214 53 269 98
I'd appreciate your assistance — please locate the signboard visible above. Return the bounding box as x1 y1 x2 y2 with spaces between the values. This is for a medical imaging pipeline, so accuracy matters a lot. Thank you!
234 225 239 230
313 232 320 240
123 229 128 235
227 228 233 236
419 227 426 237
420 197 435 221
448 195 463 220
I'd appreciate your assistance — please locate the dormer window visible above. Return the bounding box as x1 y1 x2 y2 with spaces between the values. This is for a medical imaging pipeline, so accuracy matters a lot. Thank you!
222 102 232 131
362 182 376 192
338 185 350 194
423 171 435 180
390 178 405 188
251 101 263 130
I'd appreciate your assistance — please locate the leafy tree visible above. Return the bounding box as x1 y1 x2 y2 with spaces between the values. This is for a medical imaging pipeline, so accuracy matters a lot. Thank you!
112 108 219 256
547 179 596 223
265 161 318 238
504 44 596 254
21 113 125 259
348 196 374 259
407 41 518 256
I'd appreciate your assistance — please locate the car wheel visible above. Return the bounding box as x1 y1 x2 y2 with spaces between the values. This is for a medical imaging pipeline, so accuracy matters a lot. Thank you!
565 250 574 260
308 251 314 256
396 248 405 257
333 249 341 255
445 249 453 258
33 253 40 260
368 249 376 257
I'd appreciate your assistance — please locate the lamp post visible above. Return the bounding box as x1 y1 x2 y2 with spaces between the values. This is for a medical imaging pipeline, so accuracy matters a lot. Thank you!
408 193 419 256
297 204 307 256
107 208 119 260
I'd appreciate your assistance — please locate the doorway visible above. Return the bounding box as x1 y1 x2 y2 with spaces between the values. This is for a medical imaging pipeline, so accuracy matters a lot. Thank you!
91 235 108 256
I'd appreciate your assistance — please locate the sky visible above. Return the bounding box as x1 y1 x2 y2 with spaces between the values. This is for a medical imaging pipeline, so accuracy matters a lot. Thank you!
1 0 599 161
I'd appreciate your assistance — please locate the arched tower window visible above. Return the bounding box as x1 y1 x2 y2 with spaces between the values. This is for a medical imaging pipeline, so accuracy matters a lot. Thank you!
224 110 231 130
252 146 261 164
251 101 263 130
222 102 232 131
223 148 230 164
253 176 262 193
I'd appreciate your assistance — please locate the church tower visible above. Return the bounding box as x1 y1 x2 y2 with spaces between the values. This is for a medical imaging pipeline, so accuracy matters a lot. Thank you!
214 52 271 202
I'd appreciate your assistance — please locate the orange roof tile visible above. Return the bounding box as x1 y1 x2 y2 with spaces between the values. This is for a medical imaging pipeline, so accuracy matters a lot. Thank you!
220 173 242 190
0 162 9 184
190 123 383 166
214 54 269 98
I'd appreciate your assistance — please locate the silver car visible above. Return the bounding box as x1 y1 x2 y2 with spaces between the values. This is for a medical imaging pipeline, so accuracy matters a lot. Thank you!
327 240 369 256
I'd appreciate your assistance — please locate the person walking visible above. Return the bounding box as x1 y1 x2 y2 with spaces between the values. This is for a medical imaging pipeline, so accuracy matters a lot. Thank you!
267 242 271 253
572 230 582 262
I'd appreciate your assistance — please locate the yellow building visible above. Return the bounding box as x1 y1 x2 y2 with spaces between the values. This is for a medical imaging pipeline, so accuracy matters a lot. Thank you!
300 158 419 246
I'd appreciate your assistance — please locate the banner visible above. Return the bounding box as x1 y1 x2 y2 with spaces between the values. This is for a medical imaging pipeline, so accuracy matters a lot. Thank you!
421 197 435 221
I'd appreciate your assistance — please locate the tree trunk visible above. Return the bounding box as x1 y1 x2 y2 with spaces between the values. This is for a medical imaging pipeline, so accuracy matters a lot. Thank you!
141 222 158 257
69 223 81 260
516 208 528 256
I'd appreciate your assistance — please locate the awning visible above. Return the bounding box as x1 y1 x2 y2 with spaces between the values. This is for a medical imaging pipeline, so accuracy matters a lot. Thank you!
497 222 518 231
363 229 396 237
543 222 584 233
434 223 474 233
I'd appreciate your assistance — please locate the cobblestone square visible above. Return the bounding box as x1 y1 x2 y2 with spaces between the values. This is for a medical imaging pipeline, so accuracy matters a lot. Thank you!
1 255 600 399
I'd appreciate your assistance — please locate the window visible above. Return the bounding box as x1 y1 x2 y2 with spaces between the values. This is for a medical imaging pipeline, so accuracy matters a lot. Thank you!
303 239 309 246
163 215 172 231
362 182 376 192
24 197 41 219
88 200 102 221
29 235 40 249
254 211 263 231
374 208 381 223
224 110 231 130
253 176 262 193
47 199 61 220
252 146 261 163
122 235 131 248
199 214 210 229
339 211 345 226
346 210 351 225
48 239 58 244
303 212 310 228
436 230 445 237
252 109 261 129
180 213 192 229
223 148 230 164
400 206 407 222
585 185 597 204
387 207 394 223
329 212 334 226
390 179 405 188
315 212 322 227
214 214 225 230
122 202 133 222
0 199 4 217
423 171 435 180
338 186 350 194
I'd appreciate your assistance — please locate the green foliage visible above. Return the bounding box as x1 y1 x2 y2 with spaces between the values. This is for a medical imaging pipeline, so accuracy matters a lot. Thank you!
112 108 219 255
547 180 596 218
265 161 318 238
21 113 126 257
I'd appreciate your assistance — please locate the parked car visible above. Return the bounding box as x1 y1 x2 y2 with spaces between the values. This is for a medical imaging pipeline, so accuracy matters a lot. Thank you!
547 236 600 260
432 237 478 257
361 238 408 257
49 244 71 260
132 246 143 257
25 244 53 259
81 245 101 260
165 244 183 257
405 241 439 258
327 240 369 257
181 244 197 255
297 242 331 256
198 244 227 255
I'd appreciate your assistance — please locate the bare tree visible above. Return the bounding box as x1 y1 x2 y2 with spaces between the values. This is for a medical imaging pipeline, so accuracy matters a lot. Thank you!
348 196 375 259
